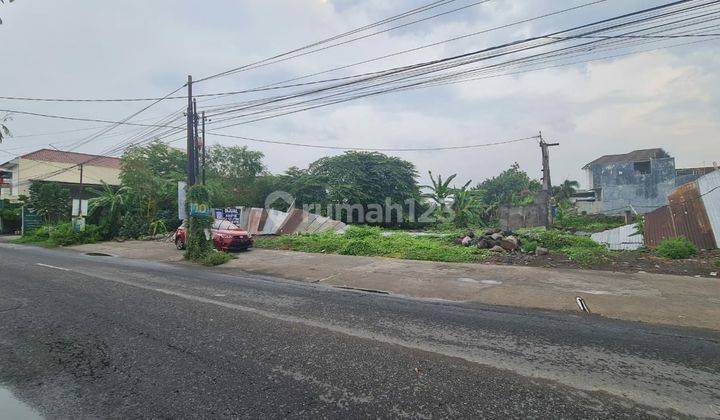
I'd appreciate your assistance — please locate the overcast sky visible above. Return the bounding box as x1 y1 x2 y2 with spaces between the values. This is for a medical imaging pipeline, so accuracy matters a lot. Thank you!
1 0 718 188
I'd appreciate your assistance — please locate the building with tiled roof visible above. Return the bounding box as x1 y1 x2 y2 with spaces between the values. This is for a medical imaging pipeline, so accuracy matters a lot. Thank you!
0 148 121 201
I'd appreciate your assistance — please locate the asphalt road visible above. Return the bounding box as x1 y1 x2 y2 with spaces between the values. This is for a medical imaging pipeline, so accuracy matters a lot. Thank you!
1 243 719 419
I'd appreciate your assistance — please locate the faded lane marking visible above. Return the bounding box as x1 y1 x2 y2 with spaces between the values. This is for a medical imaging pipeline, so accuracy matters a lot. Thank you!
35 263 70 271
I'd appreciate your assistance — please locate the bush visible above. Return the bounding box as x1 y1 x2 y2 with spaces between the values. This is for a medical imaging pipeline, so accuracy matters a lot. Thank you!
520 240 538 253
13 223 100 247
200 250 233 266
656 237 697 259
715 258 720 268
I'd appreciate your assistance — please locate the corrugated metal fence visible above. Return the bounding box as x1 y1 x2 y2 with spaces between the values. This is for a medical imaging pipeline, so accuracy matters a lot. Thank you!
644 170 719 250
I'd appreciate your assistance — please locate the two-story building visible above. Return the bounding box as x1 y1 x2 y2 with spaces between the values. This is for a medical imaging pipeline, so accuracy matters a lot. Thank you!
574 148 717 215
0 149 121 201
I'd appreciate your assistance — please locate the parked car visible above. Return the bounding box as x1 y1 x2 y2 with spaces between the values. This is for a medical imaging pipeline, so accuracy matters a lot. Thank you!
174 219 253 252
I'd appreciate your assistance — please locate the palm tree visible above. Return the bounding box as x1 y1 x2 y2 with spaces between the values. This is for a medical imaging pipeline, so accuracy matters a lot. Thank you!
0 113 11 143
555 179 580 201
89 182 128 238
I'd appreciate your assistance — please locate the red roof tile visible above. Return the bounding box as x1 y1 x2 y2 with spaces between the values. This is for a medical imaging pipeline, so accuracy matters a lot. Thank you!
20 149 121 169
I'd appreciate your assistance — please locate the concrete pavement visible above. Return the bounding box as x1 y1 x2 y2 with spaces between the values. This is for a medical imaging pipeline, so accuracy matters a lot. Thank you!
2 242 719 418
69 239 720 331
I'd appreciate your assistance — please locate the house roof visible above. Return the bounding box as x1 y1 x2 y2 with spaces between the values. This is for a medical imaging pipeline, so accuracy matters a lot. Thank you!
9 149 121 169
582 148 670 169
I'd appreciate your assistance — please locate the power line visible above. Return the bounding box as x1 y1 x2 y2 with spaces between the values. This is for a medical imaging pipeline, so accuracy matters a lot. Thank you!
206 132 540 151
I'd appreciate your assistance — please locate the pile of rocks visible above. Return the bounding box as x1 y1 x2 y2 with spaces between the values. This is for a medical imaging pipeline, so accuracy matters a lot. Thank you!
455 228 548 255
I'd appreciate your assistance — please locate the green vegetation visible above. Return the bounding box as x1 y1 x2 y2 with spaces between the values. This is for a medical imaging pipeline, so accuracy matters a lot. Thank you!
715 258 720 268
27 182 71 224
553 213 625 233
655 237 697 259
0 199 21 234
199 250 234 266
255 226 489 263
13 223 100 247
525 229 610 266
183 184 219 264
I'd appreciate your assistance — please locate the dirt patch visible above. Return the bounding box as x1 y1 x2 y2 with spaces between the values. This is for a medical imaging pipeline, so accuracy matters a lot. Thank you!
484 249 720 278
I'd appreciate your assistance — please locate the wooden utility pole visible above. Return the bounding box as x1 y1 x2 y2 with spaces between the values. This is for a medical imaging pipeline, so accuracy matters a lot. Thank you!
186 75 196 186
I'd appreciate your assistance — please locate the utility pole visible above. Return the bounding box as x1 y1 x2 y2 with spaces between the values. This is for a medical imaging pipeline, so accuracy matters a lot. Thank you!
539 132 559 191
186 75 196 186
538 131 559 226
193 98 199 182
201 111 207 185
77 163 84 217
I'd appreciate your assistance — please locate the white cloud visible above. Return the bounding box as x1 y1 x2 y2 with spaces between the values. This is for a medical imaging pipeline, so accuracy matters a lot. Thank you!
1 0 718 188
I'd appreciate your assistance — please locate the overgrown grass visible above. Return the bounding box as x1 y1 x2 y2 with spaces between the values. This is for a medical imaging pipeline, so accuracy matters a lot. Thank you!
12 223 100 247
655 237 697 260
553 213 625 233
523 229 610 266
255 225 489 263
199 250 234 266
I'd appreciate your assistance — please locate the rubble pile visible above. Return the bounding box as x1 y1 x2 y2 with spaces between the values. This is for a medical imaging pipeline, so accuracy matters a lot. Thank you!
455 228 548 256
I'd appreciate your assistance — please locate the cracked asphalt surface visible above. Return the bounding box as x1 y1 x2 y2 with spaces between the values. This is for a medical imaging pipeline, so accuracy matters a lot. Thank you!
1 243 719 418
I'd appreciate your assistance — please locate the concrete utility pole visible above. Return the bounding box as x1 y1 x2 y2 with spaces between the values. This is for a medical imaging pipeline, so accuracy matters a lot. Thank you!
538 132 559 226
77 163 84 217
193 98 199 183
186 75 196 186
201 111 207 185
539 132 559 191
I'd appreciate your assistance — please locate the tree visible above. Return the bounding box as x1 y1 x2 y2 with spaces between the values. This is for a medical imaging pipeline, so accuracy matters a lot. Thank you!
27 182 71 224
307 151 420 224
553 179 580 201
422 172 457 210
0 0 16 25
205 145 266 208
88 182 128 239
475 163 541 207
0 113 11 143
450 187 482 227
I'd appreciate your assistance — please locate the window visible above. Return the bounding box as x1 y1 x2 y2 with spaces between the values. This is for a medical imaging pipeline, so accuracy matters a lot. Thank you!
634 161 651 175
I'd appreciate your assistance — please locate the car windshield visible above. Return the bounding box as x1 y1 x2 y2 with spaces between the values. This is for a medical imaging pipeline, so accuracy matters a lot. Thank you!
213 220 240 230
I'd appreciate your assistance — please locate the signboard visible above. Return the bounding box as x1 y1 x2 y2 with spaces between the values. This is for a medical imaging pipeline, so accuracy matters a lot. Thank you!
178 181 187 220
213 207 242 225
72 216 86 232
72 199 89 217
189 202 210 218
21 206 42 235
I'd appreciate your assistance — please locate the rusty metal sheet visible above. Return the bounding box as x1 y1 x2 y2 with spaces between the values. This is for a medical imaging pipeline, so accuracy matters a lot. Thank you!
276 208 304 235
296 212 320 233
667 182 716 250
643 205 676 247
698 170 720 245
246 208 265 235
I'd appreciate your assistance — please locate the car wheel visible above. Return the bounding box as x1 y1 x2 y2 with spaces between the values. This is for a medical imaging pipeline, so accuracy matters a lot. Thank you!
176 238 185 250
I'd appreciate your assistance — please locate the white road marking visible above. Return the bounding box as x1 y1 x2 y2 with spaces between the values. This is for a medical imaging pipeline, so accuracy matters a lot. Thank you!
35 263 70 271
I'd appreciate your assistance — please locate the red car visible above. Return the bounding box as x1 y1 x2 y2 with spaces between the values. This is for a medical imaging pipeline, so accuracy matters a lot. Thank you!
174 219 253 252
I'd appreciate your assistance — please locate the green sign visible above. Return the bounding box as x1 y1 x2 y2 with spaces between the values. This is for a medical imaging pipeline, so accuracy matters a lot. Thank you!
189 202 210 218
22 206 42 235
